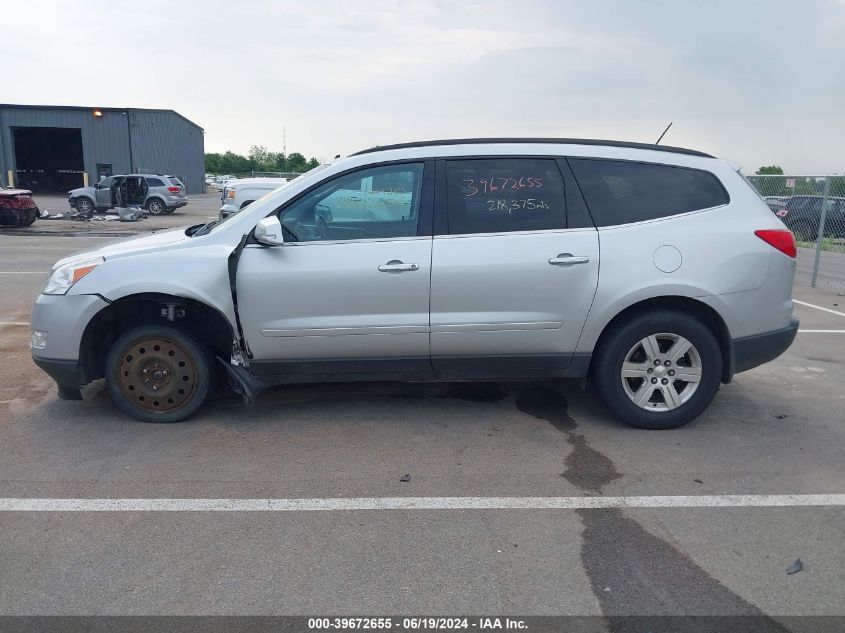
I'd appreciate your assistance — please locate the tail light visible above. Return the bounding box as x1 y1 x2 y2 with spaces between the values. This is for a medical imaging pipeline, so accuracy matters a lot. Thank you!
755 229 797 258
167 186 180 194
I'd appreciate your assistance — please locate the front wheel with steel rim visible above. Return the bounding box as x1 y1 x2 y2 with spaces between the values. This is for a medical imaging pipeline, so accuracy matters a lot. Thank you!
105 325 211 422
593 310 722 429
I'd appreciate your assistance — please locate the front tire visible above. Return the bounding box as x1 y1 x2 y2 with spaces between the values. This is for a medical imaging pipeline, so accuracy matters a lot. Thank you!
105 325 211 422
146 198 166 215
74 197 94 215
592 310 722 429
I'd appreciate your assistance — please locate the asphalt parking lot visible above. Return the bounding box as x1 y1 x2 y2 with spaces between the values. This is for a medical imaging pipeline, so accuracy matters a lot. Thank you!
1 202 844 623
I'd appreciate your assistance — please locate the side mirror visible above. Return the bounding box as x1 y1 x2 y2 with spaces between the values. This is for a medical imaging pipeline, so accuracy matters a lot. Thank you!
254 215 285 245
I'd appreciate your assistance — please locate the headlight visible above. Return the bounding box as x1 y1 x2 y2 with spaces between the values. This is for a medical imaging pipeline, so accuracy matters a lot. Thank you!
42 257 104 295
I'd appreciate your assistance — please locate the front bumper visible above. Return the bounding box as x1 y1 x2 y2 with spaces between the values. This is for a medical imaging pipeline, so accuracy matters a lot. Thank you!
731 317 799 375
31 293 110 393
32 356 83 395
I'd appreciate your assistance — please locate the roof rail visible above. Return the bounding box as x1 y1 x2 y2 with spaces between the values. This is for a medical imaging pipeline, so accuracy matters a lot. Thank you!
351 138 713 158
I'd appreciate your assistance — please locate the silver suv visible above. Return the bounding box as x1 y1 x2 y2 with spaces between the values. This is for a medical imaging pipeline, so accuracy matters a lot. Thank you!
69 174 188 215
32 139 798 429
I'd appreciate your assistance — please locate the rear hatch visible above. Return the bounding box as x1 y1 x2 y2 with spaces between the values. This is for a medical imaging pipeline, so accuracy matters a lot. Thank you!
165 176 188 199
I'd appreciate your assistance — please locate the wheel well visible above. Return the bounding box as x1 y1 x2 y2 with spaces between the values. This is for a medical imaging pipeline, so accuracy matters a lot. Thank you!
146 197 164 207
78 294 234 384
591 296 732 382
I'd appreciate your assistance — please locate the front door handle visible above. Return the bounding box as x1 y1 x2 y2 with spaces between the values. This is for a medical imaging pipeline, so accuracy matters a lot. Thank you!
549 253 590 266
378 260 419 273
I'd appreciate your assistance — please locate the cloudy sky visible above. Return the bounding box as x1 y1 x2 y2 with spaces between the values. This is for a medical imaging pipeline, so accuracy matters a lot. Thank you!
4 0 844 171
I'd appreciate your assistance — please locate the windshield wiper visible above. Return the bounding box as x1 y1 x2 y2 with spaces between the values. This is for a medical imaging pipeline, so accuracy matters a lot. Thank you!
191 220 218 237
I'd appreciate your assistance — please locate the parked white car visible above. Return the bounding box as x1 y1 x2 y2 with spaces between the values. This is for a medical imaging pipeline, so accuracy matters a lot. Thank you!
219 178 288 220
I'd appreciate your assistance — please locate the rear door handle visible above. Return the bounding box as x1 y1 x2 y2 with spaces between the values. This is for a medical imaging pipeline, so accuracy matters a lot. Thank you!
378 260 419 273
549 253 590 266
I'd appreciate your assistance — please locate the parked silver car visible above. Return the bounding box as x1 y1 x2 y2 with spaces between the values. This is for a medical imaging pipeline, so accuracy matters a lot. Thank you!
32 139 798 429
69 174 188 215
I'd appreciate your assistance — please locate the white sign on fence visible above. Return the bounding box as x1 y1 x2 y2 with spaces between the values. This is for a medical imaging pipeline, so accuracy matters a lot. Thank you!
786 178 796 188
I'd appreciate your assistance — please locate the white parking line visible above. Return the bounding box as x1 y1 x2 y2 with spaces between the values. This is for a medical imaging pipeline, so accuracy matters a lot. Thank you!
798 329 845 333
794 300 845 319
1 494 844 512
0 322 27 326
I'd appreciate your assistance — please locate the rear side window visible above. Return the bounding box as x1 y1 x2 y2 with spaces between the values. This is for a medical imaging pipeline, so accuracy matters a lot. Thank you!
146 177 165 187
445 158 565 235
569 159 729 226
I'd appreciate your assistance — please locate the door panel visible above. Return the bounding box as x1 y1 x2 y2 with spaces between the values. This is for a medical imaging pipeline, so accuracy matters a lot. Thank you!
431 156 599 370
237 238 432 365
430 229 599 366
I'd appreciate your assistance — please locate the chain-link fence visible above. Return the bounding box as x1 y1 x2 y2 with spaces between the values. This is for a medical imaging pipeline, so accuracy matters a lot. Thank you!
746 174 845 289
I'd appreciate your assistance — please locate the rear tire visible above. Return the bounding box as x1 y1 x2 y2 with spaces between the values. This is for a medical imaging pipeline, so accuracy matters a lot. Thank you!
592 310 722 430
106 325 211 423
146 198 166 215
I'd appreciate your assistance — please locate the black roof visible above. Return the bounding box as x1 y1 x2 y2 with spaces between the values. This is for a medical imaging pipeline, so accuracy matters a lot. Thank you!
351 138 713 158
0 103 203 131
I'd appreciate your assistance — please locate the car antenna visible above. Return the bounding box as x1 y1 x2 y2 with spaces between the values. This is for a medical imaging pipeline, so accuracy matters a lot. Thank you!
655 122 673 145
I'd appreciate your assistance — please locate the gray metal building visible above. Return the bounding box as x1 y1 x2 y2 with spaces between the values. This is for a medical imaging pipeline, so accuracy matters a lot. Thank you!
0 104 205 194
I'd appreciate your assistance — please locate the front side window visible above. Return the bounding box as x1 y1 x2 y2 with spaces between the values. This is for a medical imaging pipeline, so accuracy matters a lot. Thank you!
98 177 114 188
280 163 423 242
445 158 566 235
569 158 729 227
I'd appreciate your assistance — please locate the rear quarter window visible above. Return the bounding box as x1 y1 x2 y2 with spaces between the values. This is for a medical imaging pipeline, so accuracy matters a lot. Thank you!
146 178 165 187
569 158 729 227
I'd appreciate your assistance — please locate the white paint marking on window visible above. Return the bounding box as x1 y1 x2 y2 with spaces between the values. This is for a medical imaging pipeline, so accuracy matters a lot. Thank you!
1 494 844 512
794 300 845 319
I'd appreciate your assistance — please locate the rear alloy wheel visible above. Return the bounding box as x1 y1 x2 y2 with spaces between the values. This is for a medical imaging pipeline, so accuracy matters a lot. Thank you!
75 197 94 215
106 325 211 422
593 310 721 429
146 198 166 215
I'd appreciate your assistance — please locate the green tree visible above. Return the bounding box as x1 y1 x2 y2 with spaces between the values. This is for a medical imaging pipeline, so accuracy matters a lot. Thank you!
204 152 222 174
287 152 307 172
756 165 784 175
306 157 320 170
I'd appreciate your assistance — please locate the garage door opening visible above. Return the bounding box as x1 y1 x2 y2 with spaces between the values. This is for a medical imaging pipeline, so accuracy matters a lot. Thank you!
12 127 84 193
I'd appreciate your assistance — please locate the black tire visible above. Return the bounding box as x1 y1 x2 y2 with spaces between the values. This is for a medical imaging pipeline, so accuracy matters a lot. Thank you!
74 197 94 215
163 207 175 214
592 310 722 430
146 198 166 215
105 325 211 423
